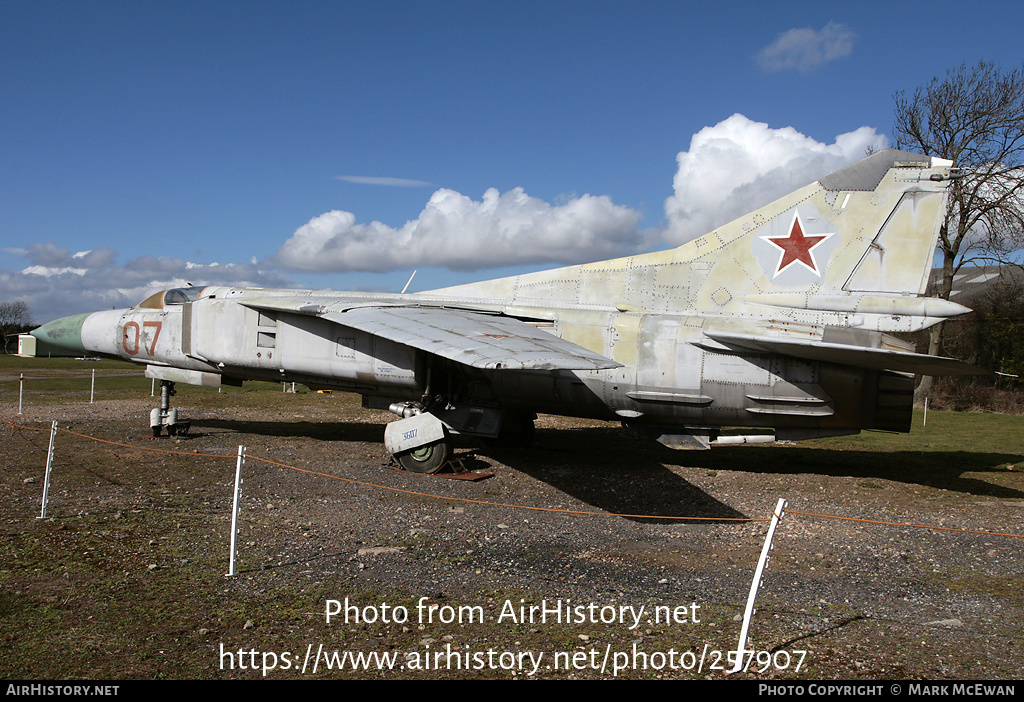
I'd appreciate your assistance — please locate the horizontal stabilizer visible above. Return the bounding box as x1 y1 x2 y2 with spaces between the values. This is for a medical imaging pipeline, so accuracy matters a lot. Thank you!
705 331 984 377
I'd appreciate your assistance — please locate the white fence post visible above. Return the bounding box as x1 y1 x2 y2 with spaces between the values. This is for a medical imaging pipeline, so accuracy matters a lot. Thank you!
38 421 58 519
227 445 246 576
729 498 787 673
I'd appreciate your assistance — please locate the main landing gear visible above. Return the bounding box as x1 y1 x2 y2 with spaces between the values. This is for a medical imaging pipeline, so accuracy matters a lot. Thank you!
150 380 190 437
395 436 452 474
383 403 536 474
383 409 452 474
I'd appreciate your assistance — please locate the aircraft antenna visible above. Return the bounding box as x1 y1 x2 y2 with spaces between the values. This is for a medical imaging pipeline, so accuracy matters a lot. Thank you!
401 270 418 294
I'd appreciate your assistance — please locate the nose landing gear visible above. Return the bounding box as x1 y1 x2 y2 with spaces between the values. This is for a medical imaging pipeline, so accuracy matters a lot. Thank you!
150 380 190 437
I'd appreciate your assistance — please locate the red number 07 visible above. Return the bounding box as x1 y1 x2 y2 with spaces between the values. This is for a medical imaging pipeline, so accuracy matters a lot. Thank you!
123 321 162 356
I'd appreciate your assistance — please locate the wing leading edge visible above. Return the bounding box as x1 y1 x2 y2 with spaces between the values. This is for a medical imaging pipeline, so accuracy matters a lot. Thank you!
246 300 621 371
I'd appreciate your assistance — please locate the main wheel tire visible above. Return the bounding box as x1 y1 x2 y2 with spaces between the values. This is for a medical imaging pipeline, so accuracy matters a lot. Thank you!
395 437 452 474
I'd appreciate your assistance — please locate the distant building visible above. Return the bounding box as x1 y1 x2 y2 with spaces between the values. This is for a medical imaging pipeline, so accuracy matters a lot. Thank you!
16 333 77 357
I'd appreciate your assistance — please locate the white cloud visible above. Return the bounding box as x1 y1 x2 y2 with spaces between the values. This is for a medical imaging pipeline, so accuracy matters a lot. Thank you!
275 186 650 272
2 245 293 322
22 244 117 270
756 21 855 73
280 116 889 270
21 265 89 277
663 114 887 245
336 175 434 187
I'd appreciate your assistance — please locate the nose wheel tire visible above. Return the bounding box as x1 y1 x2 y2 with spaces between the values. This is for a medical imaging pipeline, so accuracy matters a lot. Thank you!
395 437 452 474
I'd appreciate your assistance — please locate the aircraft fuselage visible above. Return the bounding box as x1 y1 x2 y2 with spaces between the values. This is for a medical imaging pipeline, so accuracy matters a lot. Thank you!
54 288 909 446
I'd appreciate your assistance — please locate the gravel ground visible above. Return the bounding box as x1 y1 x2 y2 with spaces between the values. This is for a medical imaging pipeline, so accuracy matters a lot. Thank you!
2 390 1023 680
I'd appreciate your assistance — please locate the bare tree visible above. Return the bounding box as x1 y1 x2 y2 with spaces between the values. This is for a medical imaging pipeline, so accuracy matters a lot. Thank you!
0 300 34 353
893 61 1024 397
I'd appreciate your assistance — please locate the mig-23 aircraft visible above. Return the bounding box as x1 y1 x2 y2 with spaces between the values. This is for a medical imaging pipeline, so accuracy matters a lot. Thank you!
32 149 981 473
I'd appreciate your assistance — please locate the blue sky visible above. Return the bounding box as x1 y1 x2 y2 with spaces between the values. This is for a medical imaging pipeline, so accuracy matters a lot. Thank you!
3 1 1023 322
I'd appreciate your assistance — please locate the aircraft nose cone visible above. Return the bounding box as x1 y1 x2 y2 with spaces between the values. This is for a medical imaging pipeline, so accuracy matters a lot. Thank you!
30 313 92 354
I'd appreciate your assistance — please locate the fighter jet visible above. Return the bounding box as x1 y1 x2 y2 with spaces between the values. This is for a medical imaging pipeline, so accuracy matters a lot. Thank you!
32 149 980 472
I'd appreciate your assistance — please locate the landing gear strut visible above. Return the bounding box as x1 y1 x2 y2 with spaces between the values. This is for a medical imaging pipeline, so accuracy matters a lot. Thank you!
150 380 190 437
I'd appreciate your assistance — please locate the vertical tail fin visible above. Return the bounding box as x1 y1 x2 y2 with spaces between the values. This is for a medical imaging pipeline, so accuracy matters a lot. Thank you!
686 148 966 332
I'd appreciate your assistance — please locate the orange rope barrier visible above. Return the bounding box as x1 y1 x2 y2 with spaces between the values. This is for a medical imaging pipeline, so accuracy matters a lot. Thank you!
4 416 1022 536
247 454 762 521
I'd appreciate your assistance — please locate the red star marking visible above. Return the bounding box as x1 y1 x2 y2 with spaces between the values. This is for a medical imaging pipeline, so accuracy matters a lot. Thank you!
763 213 832 277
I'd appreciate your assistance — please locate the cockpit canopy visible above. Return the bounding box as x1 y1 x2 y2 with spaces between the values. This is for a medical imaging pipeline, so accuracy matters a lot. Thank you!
138 286 209 309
